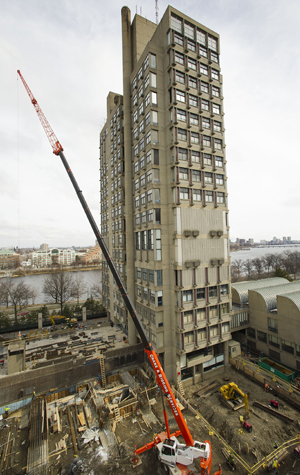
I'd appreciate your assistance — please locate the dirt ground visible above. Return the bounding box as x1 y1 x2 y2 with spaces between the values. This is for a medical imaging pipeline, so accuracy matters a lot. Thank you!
7 365 300 475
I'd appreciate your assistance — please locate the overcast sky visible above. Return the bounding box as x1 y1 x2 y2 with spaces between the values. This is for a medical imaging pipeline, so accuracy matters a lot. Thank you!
1 0 300 249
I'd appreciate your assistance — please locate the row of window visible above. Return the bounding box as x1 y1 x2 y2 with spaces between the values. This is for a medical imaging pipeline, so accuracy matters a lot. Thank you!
108 105 122 130
136 286 163 306
135 208 161 226
170 14 218 52
175 167 224 186
176 187 225 204
173 108 222 132
181 322 229 348
132 73 157 108
169 30 218 63
174 149 224 168
174 129 223 150
180 306 229 329
134 169 160 191
136 268 163 286
181 285 228 302
133 130 158 157
172 69 220 97
134 188 160 208
170 50 220 83
132 111 158 141
109 119 122 140
132 53 157 91
133 149 159 175
173 96 221 116
248 328 299 355
132 91 158 121
135 229 162 260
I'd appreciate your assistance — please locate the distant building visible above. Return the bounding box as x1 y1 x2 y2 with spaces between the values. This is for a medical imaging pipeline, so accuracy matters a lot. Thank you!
84 244 102 265
248 239 254 245
0 249 20 269
30 248 75 267
40 243 49 251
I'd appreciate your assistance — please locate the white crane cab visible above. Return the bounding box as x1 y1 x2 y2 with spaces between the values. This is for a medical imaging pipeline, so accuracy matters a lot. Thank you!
156 436 210 469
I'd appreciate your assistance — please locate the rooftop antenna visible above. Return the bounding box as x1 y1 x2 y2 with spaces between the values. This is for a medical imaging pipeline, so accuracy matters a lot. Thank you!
155 0 159 24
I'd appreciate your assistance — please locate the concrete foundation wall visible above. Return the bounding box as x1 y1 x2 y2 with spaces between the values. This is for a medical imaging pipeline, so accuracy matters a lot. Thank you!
0 343 145 406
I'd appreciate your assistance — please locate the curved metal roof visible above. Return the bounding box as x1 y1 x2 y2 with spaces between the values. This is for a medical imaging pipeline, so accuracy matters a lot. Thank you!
251 281 300 312
277 290 300 312
231 278 287 305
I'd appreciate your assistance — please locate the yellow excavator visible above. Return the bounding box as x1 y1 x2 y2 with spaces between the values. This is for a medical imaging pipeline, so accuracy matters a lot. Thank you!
220 382 249 418
49 315 66 326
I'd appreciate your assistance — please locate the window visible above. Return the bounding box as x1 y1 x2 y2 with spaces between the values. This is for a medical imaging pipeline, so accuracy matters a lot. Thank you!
214 138 222 150
135 196 140 208
171 14 182 33
257 331 267 343
139 102 144 116
156 270 163 286
142 268 148 280
211 69 219 80
139 138 144 152
203 135 211 147
184 331 194 344
188 57 197 70
222 322 229 333
282 339 294 354
141 192 146 205
138 84 144 98
269 335 280 348
145 93 150 108
213 103 221 114
177 109 187 122
178 129 187 141
211 51 218 63
204 172 213 183
176 90 186 103
141 230 147 249
156 229 162 260
141 211 146 223
145 112 150 126
202 99 209 111
150 73 157 87
187 39 196 52
193 189 202 201
209 286 217 298
268 317 278 333
205 191 213 202
152 111 158 125
220 284 228 295
191 150 200 163
192 170 201 182
176 70 185 84
148 209 153 221
136 232 141 250
134 178 139 191
140 174 145 186
147 189 152 203
202 117 210 129
247 327 256 339
150 289 155 302
133 94 138 107
180 187 189 200
149 269 154 282
190 113 199 125
212 85 220 97
189 95 198 107
183 310 193 324
197 288 205 299
146 170 152 183
139 120 145 134
210 324 218 335
146 131 151 145
183 290 193 302
197 30 206 46
150 53 156 69
178 148 188 160
191 132 199 144
179 167 188 180
133 110 138 123
208 36 217 51
216 174 224 185
175 51 184 65
184 22 194 39
157 290 163 306
154 188 160 203
200 63 208 75
154 149 159 164
144 74 149 89
137 268 141 279
151 91 158 106
199 45 208 58
155 208 161 223
144 55 149 71
174 32 183 45
188 76 197 89
221 303 229 314
215 156 223 167
148 229 154 249
214 121 222 132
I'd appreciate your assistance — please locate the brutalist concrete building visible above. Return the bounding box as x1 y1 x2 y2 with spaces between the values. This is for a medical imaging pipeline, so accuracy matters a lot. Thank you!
99 6 231 382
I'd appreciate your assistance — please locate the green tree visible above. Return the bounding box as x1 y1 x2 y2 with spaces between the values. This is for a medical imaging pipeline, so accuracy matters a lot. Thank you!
274 267 292 281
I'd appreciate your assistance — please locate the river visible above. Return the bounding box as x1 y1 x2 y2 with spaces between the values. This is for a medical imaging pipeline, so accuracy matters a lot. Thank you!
231 245 300 262
1 269 102 305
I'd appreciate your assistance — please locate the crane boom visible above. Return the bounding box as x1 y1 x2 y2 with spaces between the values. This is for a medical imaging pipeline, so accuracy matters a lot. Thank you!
17 69 195 447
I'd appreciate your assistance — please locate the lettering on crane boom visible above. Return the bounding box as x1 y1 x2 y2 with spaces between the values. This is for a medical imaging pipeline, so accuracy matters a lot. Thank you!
149 353 179 417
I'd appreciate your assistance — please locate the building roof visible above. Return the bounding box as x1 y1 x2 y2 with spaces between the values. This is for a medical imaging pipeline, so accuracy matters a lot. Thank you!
277 290 300 312
231 278 287 305
249 281 300 312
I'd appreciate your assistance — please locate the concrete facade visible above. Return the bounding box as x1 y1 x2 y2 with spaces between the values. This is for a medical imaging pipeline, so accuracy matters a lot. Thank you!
100 6 230 382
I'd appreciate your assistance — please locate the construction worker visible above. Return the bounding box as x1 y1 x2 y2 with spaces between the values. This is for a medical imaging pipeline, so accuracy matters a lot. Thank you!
32 390 36 400
273 441 278 449
239 415 244 424
4 406 10 417
272 458 280 475
265 383 269 392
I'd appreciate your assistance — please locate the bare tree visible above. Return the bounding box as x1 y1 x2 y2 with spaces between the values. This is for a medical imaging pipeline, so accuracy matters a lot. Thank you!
252 257 264 277
243 259 253 279
0 278 34 324
231 259 244 280
91 283 102 300
43 270 74 313
262 254 274 275
71 273 86 303
29 288 39 305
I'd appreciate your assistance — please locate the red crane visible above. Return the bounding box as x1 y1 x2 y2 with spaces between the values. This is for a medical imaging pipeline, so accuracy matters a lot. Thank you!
17 69 221 475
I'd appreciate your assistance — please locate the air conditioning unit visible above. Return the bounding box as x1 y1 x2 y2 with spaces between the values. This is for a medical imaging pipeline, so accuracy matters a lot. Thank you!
217 230 223 237
218 259 224 265
210 259 218 266
210 230 217 237
192 230 199 237
184 230 192 237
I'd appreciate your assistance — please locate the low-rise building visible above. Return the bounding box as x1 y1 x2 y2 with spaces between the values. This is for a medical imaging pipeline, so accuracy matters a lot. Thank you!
30 248 76 267
231 277 300 371
0 249 20 269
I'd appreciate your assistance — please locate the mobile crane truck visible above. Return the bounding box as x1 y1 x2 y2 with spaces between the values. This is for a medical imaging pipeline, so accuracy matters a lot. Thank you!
17 70 222 475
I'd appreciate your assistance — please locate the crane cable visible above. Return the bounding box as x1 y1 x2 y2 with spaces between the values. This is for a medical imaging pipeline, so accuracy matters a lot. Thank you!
17 73 20 249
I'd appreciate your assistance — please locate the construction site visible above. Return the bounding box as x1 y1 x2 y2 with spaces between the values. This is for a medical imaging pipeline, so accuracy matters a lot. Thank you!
1 318 300 475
